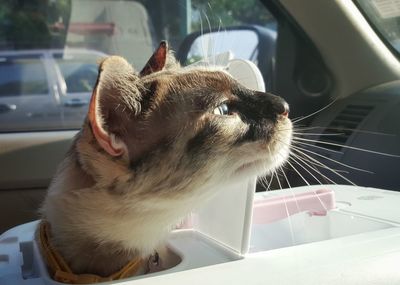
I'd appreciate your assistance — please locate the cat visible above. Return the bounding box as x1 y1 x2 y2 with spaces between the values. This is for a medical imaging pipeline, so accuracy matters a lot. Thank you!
38 41 292 281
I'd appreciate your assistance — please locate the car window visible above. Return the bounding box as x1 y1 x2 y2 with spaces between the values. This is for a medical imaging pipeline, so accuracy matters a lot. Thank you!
55 59 98 94
0 0 274 132
0 57 48 97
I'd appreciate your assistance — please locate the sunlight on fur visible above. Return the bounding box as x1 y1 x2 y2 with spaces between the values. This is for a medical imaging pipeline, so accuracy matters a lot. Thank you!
38 42 293 279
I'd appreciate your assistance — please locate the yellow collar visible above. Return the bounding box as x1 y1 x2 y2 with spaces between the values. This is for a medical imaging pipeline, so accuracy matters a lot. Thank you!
38 221 144 284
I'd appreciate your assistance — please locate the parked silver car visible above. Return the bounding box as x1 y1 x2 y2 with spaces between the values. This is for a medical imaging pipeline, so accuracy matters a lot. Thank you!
0 49 106 132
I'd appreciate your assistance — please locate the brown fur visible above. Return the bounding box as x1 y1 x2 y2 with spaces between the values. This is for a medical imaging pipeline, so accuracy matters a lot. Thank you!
40 45 292 277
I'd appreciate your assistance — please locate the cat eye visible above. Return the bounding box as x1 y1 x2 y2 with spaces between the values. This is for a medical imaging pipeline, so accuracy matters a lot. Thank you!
213 103 230 116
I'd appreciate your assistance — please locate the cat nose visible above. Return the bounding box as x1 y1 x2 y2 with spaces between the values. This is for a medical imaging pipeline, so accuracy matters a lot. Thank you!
254 91 289 118
271 96 289 117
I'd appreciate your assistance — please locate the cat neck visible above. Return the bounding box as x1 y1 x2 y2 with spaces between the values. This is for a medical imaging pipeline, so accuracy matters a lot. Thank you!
40 142 187 276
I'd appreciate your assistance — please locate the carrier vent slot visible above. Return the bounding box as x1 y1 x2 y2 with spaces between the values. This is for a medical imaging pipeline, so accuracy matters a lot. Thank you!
20 241 39 279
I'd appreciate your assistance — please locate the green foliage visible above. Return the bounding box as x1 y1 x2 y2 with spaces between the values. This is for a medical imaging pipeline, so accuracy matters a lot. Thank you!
0 0 71 49
0 0 272 50
191 0 273 31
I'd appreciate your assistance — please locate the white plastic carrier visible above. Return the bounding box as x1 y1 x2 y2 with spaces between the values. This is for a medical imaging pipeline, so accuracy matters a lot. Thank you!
1 55 400 285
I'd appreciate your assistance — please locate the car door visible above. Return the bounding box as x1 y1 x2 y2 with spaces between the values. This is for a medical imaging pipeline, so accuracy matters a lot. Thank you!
0 51 75 232
0 53 63 132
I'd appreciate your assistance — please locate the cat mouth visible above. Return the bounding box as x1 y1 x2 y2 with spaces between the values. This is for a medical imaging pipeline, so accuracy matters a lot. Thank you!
233 123 292 177
233 150 289 177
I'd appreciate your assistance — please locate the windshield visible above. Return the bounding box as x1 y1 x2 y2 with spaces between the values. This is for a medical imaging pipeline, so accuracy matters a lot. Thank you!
0 0 274 132
354 0 400 55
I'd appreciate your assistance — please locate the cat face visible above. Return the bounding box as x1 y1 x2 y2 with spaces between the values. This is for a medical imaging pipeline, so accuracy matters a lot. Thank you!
78 42 292 199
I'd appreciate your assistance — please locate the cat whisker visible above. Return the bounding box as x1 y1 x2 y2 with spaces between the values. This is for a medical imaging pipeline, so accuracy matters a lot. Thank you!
290 150 348 174
259 164 272 190
292 132 346 137
203 11 213 64
267 172 275 191
206 5 222 67
291 147 357 185
261 175 271 190
265 145 275 191
291 125 316 130
208 9 222 64
292 98 339 124
292 126 395 136
292 140 343 155
269 141 337 226
198 12 208 64
272 135 357 185
287 156 333 212
216 17 223 63
289 156 323 185
274 170 296 245
292 137 400 158
290 146 348 178
272 150 291 189
290 144 373 174
286 160 310 186
274 170 283 191
279 165 291 188
279 164 305 218
273 136 347 174
290 153 338 185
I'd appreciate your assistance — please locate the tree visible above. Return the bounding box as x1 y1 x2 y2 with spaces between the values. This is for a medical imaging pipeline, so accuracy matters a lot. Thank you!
0 0 71 50
191 0 274 30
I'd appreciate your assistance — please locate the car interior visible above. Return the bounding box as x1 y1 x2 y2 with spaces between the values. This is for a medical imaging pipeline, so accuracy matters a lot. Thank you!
0 0 399 241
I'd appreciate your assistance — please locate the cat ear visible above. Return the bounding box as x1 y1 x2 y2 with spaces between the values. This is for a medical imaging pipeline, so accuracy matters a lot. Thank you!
88 56 138 157
140 41 168 76
88 88 124 157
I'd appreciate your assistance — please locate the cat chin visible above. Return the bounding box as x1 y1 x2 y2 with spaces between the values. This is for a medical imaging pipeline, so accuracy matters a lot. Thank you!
231 136 292 179
232 155 289 179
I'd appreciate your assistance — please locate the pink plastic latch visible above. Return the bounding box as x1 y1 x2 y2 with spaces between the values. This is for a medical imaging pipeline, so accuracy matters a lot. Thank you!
252 189 335 224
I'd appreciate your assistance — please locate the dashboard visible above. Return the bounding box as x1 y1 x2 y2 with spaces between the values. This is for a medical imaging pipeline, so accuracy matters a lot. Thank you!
300 80 400 191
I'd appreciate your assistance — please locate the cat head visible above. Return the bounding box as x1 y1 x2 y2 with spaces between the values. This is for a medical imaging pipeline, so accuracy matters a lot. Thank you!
77 41 292 199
